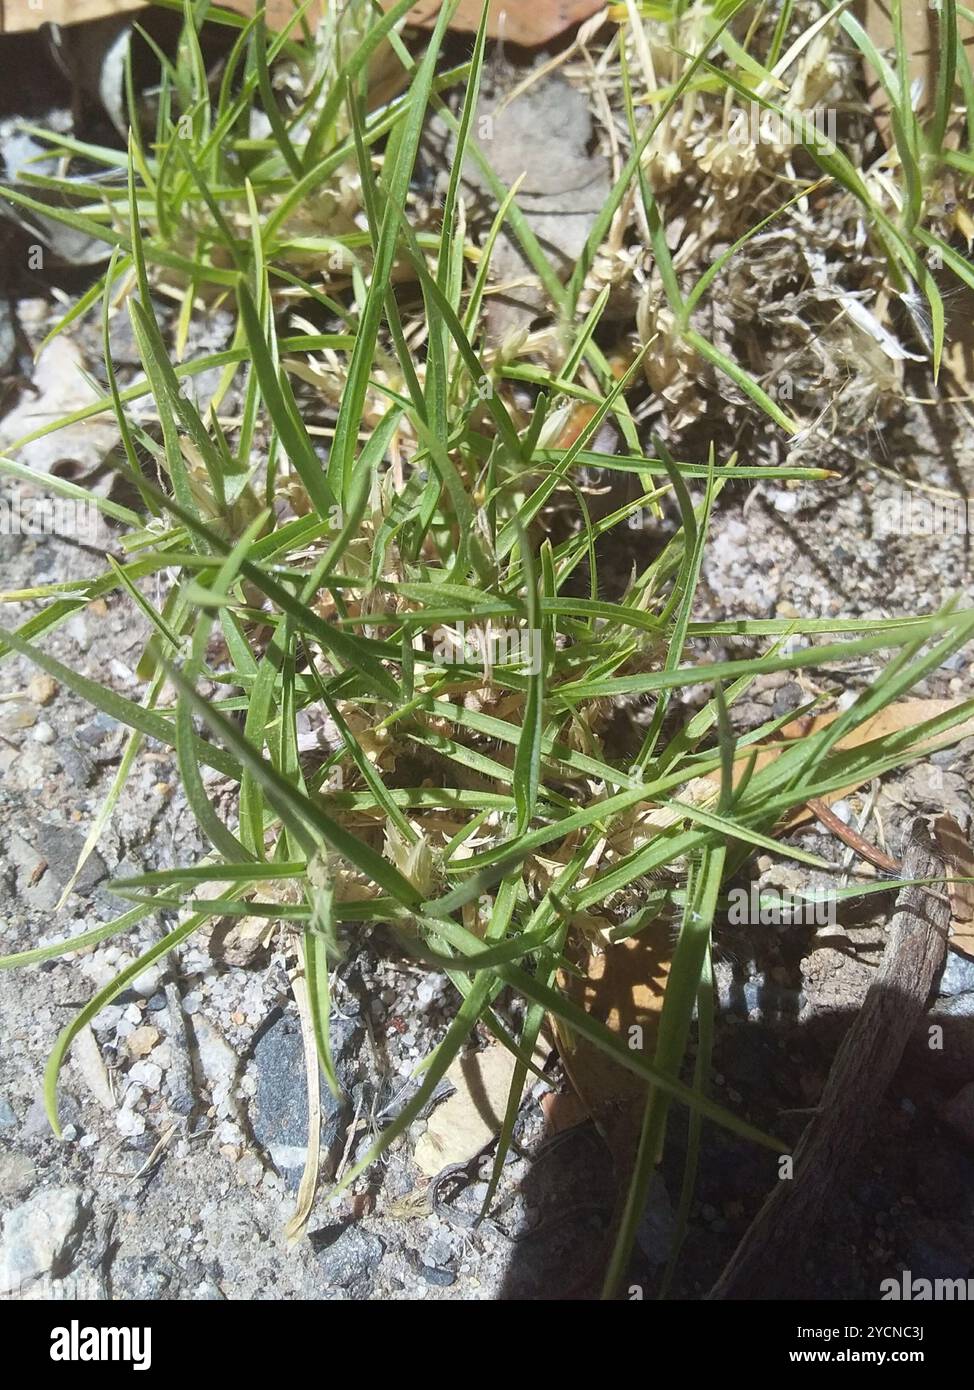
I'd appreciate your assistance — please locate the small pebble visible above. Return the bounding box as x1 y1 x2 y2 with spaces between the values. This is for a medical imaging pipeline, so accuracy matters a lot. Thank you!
126 1026 160 1058
116 1109 146 1139
416 1262 455 1287
129 1061 162 1092
27 674 57 706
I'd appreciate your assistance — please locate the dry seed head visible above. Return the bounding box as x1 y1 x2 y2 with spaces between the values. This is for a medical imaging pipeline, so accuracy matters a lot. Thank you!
384 823 438 898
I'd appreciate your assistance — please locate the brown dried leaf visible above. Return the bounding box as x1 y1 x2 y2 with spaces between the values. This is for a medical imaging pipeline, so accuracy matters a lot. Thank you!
860 0 974 146
539 1086 590 1137
553 921 671 1173
1 0 144 31
379 1 608 46
690 698 974 826
413 1038 550 1176
2 1 345 31
2 1 607 44
779 698 974 823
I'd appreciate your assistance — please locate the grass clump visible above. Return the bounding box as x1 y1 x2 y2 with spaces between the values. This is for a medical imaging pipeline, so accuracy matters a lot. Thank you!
1 0 973 1295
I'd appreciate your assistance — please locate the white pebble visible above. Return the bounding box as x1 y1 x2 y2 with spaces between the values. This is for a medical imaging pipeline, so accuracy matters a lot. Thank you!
67 615 89 650
121 1084 144 1112
91 1004 124 1033
129 1061 162 1091
109 659 136 685
116 1109 145 1138
132 962 165 997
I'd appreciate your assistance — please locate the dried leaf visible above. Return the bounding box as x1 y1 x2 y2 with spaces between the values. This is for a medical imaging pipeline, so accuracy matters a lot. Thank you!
553 920 671 1173
379 1 608 46
71 1022 116 1112
539 1087 589 1136
3 1 607 45
550 700 974 1164
1 0 144 31
779 698 974 823
687 698 974 825
413 1038 548 1176
860 1 974 146
652 699 974 834
1 1 315 31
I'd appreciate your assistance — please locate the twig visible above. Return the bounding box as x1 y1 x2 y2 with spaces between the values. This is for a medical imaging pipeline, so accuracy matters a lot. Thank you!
127 1124 177 1187
333 1091 364 1187
806 795 901 874
709 820 949 1300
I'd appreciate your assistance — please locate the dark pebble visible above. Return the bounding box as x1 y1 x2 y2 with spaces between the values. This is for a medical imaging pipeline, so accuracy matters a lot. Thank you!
939 951 974 997
251 1008 362 1185
413 1259 455 1287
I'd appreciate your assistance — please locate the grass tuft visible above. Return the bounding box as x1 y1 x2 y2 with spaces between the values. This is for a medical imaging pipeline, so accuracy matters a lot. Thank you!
1 0 972 1296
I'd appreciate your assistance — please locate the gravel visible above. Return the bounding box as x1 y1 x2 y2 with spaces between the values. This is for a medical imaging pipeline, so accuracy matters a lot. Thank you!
311 1224 384 1297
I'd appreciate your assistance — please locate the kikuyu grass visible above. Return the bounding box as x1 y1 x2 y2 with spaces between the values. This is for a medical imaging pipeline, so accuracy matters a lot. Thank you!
1 0 973 1297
